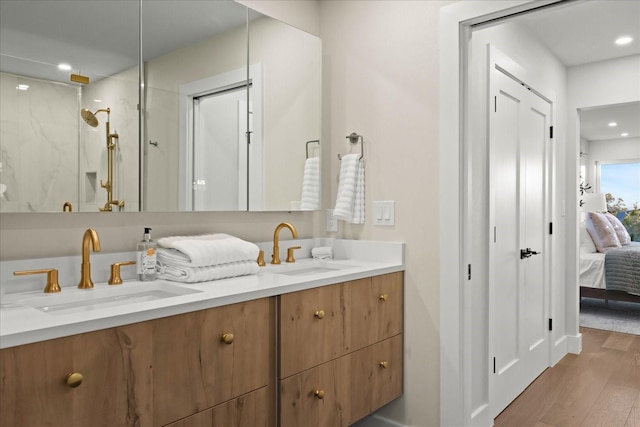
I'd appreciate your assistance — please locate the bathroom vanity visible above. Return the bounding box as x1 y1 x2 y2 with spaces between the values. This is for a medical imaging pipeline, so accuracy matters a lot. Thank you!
0 240 404 427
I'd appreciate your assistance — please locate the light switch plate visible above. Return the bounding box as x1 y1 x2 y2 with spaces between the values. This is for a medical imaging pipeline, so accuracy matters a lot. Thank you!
326 209 338 232
373 201 395 226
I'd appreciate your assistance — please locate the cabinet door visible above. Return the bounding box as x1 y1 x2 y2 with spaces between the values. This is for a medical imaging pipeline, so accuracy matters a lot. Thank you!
279 359 350 427
279 283 351 379
153 298 271 425
340 334 403 425
165 387 270 427
0 322 153 427
350 272 403 351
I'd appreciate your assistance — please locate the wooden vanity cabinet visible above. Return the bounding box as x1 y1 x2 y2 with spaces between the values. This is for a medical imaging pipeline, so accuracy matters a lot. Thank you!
278 272 404 427
0 321 153 427
0 297 274 427
153 298 273 426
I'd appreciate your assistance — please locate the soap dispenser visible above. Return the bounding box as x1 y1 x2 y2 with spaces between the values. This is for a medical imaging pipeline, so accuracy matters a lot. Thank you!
136 227 157 281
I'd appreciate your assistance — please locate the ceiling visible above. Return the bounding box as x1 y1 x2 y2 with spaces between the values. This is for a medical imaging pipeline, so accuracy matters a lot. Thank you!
1 0 638 141
0 0 249 84
514 0 640 141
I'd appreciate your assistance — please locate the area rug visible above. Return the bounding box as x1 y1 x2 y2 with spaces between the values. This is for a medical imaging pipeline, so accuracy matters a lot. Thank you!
580 297 640 335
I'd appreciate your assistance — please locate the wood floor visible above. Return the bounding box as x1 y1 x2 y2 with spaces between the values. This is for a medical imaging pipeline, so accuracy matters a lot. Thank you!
495 327 640 427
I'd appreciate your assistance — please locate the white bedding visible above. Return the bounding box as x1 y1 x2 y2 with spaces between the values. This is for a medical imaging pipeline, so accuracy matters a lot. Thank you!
579 252 605 289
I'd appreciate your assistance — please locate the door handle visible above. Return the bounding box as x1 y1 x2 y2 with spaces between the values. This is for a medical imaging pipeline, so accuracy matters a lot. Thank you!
520 248 541 259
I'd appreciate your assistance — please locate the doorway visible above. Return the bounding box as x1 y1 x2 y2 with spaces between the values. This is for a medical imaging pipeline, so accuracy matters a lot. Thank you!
441 1 640 425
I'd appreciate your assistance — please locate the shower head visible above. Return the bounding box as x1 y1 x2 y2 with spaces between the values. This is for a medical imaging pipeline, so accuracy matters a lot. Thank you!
80 107 110 128
81 109 99 127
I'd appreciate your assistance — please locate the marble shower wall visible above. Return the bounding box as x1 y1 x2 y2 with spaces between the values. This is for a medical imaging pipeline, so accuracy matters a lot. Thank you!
0 73 79 212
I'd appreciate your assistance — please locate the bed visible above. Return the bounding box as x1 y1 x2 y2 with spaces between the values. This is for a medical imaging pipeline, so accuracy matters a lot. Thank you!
579 220 640 304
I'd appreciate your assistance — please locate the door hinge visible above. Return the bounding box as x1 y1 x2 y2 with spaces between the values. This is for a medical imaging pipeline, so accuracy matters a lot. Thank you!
549 222 553 235
549 126 554 139
548 318 553 331
493 357 496 374
494 96 497 112
468 264 472 280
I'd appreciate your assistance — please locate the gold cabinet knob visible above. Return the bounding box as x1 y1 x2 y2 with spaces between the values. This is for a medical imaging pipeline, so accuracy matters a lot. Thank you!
379 294 388 302
66 372 83 388
314 389 325 399
379 360 389 369
221 333 234 344
314 310 325 319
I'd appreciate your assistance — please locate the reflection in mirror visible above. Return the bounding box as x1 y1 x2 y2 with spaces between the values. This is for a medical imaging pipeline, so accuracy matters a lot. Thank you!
0 0 322 213
0 0 139 213
248 9 322 211
142 4 322 212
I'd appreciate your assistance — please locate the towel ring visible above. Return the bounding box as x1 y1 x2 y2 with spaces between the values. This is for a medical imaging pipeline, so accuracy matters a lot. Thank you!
306 139 320 159
338 132 364 160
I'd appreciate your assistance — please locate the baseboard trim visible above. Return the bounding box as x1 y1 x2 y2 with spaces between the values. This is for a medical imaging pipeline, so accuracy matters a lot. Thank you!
356 414 408 427
566 332 582 355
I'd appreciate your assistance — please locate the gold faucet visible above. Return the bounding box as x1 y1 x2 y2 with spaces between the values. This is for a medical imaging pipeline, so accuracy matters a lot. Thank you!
271 222 298 265
78 228 101 289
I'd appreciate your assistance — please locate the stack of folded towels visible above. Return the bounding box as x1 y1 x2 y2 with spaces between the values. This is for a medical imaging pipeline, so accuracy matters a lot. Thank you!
155 233 260 283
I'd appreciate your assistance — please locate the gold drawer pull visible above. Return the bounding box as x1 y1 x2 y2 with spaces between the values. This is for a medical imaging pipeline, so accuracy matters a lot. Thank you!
314 310 325 319
314 389 325 399
221 333 234 344
379 294 388 302
379 360 389 369
66 372 83 388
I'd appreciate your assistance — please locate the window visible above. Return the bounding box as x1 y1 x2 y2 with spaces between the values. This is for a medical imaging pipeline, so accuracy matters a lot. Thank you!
597 160 640 209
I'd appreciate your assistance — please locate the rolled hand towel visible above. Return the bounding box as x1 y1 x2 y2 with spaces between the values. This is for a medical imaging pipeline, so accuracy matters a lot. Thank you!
311 246 333 259
156 259 259 283
156 234 259 267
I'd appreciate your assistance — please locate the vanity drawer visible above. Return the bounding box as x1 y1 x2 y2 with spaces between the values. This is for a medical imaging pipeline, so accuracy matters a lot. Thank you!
341 334 403 424
164 386 271 427
350 272 403 351
279 283 351 379
0 322 153 427
279 335 403 427
153 298 272 426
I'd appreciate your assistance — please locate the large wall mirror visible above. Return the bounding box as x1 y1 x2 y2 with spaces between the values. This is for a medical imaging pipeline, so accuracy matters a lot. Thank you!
0 0 321 213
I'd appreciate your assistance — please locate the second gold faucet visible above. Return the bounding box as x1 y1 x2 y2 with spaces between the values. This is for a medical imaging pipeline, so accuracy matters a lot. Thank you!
271 222 298 265
78 228 101 289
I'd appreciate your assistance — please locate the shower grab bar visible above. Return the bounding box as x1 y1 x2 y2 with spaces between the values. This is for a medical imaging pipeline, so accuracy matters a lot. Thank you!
338 132 364 160
306 139 320 159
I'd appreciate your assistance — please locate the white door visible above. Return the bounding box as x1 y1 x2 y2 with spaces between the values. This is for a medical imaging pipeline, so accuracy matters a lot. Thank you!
192 87 247 211
489 64 551 416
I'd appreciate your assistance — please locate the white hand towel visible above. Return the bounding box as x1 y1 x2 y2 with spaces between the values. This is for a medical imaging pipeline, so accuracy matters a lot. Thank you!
311 246 333 259
333 154 365 224
156 259 259 283
300 157 320 210
157 234 259 267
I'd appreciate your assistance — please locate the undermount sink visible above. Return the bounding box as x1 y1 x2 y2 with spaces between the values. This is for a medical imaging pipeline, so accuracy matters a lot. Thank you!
273 260 357 276
12 282 200 315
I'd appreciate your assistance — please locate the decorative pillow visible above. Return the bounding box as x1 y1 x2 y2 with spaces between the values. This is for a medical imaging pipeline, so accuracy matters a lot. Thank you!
605 212 631 246
584 212 621 253
579 222 597 253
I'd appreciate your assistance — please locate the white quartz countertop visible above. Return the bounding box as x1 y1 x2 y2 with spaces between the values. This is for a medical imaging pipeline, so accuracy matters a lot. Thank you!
0 239 404 349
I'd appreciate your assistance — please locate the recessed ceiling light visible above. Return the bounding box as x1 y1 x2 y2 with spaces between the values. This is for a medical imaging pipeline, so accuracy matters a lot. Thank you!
615 36 633 46
621 132 629 137
58 63 72 71
608 122 618 127
16 84 29 91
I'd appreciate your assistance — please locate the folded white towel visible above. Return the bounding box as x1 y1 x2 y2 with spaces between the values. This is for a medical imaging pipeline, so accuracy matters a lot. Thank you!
156 260 259 283
311 246 333 259
333 154 365 224
157 234 260 267
300 157 320 210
